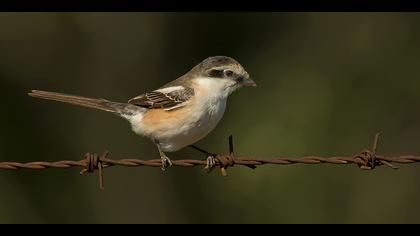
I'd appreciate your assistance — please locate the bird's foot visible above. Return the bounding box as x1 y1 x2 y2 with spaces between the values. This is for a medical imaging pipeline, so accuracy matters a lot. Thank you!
161 155 173 171
204 155 217 173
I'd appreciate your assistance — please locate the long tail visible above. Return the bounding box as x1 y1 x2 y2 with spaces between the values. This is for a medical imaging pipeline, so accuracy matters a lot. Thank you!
28 90 138 115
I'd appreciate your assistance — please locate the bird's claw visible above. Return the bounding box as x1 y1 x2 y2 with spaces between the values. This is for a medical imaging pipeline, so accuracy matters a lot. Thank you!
161 156 173 171
204 155 217 173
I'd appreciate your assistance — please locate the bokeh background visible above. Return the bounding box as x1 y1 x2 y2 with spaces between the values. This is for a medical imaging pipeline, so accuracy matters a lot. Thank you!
1 12 420 223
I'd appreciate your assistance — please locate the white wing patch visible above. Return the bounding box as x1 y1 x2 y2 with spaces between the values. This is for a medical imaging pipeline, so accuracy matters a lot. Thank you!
155 86 185 94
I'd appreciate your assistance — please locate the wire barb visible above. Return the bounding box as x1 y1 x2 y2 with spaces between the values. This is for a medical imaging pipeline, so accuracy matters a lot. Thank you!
0 134 419 190
219 135 235 176
354 133 398 170
80 151 108 190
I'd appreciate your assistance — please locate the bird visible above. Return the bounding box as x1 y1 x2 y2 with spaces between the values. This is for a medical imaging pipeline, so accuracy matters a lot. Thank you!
28 56 257 171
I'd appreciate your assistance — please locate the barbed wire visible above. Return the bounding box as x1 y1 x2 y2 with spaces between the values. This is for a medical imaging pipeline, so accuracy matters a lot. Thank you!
1 134 419 190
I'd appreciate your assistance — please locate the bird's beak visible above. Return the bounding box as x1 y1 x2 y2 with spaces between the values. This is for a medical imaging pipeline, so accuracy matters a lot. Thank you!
242 77 257 87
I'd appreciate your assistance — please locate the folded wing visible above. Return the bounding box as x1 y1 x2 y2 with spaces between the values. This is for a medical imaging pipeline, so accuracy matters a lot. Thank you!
128 86 194 111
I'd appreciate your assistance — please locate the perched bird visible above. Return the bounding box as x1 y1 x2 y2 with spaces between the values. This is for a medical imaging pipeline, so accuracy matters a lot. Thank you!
28 56 257 170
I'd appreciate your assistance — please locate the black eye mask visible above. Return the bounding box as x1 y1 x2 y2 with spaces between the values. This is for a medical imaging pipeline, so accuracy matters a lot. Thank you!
207 69 224 78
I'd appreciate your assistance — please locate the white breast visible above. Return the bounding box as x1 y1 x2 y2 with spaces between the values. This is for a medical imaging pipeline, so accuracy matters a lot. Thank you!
160 78 229 152
127 77 231 152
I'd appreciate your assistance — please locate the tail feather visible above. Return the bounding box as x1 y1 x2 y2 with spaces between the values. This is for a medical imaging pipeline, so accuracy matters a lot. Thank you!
28 90 135 115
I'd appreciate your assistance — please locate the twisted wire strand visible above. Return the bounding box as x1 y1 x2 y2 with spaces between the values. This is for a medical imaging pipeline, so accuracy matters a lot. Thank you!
1 134 419 190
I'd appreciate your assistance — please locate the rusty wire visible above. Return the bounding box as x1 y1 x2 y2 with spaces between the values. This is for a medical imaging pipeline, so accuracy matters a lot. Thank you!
1 134 420 190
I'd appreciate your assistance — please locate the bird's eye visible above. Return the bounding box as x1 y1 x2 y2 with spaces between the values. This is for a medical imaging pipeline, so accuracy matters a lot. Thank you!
223 70 234 77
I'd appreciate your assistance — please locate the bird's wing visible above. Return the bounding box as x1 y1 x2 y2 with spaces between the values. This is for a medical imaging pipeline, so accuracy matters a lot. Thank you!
128 86 195 111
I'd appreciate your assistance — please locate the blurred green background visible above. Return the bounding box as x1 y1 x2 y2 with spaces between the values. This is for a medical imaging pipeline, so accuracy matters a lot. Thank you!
1 12 420 223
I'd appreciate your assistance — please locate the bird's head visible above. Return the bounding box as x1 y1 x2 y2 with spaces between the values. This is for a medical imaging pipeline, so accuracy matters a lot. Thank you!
191 56 257 96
